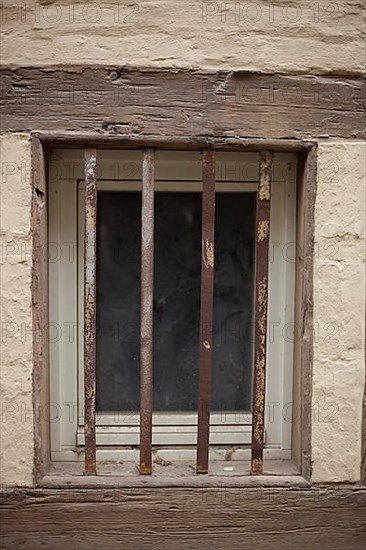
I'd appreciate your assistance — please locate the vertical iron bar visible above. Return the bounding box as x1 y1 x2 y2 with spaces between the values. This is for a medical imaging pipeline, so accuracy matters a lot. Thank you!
140 147 155 475
251 150 273 475
84 147 97 475
196 149 216 474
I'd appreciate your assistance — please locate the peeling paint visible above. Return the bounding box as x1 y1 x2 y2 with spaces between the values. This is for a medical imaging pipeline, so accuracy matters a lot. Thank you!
83 147 97 476
258 154 272 201
257 220 270 242
203 238 214 270
251 152 272 475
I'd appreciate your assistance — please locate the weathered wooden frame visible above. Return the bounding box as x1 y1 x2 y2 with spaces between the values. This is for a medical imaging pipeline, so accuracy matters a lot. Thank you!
2 485 366 550
31 137 50 482
2 68 364 140
31 130 316 483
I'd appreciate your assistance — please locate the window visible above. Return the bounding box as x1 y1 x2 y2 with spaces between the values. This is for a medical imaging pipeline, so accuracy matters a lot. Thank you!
49 148 297 474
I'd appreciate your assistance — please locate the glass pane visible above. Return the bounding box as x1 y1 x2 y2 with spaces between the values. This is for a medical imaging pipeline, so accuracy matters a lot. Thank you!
95 191 255 413
95 192 141 413
212 193 255 413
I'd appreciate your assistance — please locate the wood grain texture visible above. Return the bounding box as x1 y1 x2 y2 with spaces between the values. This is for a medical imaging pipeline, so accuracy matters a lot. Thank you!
0 487 365 550
31 136 49 483
296 148 317 481
1 68 364 139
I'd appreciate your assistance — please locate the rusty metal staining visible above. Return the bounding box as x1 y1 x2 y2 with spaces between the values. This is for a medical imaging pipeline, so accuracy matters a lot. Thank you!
196 149 216 474
251 150 273 476
84 147 97 476
140 147 155 475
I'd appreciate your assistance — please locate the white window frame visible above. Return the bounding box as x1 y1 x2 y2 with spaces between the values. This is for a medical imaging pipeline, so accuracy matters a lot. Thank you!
49 150 297 462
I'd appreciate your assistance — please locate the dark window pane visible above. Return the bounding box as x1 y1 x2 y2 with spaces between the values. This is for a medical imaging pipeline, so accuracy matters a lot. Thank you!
96 192 141 412
212 193 255 413
153 193 202 411
95 191 255 413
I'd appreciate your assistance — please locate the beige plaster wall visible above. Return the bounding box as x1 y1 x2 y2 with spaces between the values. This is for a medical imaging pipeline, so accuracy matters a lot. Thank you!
1 0 365 74
0 134 34 487
311 141 365 483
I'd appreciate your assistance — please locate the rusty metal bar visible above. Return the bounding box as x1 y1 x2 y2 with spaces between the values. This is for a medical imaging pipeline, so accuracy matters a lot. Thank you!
84 147 97 475
251 150 273 475
139 147 155 475
196 149 216 474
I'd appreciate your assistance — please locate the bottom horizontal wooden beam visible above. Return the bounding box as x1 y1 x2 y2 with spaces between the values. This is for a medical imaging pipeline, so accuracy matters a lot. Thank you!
0 487 365 550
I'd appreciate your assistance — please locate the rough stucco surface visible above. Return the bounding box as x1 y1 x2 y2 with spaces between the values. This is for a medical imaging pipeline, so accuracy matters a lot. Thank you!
312 141 366 483
0 134 34 486
0 0 365 74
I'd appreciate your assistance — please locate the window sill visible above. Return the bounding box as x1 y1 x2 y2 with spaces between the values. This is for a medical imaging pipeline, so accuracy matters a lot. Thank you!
40 460 308 489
